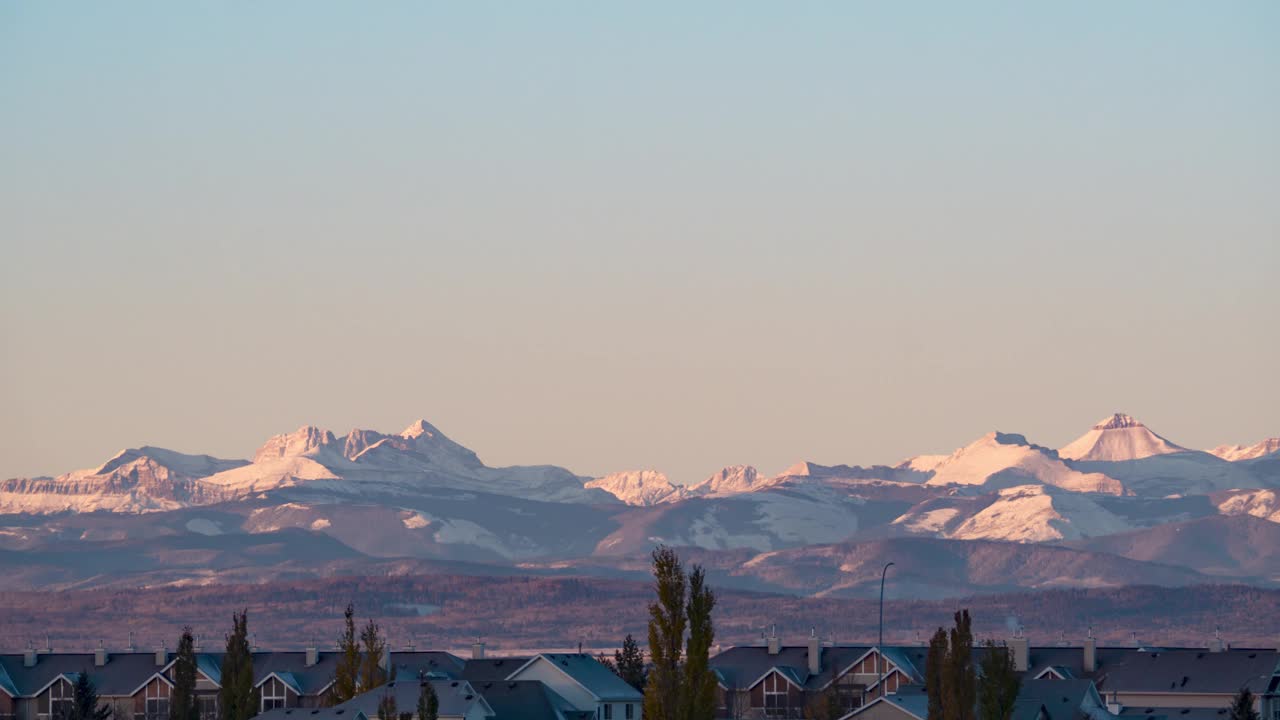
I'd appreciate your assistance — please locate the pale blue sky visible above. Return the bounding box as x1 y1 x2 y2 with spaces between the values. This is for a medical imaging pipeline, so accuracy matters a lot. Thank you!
2 2 1277 483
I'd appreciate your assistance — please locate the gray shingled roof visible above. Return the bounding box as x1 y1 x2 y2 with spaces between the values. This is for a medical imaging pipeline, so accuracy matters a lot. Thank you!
1118 706 1232 720
1015 679 1101 720
461 657 531 683
516 654 642 701
332 679 490 719
0 653 170 697
387 652 466 681
256 708 367 720
710 645 927 693
469 679 579 720
1098 649 1280 695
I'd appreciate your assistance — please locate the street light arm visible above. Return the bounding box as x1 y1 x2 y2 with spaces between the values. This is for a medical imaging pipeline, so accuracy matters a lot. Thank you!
878 562 895 698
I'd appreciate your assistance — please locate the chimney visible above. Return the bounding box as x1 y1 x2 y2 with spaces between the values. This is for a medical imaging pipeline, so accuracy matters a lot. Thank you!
807 628 821 675
1083 630 1096 673
126 631 136 653
767 626 781 656
305 646 319 668
379 645 391 671
1209 628 1227 653
193 635 203 654
95 641 109 667
471 641 485 660
23 643 37 668
1009 633 1029 673
156 645 168 667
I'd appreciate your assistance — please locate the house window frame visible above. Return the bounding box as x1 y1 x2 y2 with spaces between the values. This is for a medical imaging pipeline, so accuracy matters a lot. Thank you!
763 672 789 718
625 703 634 720
46 678 74 719
603 703 612 720
261 678 288 712
144 680 171 720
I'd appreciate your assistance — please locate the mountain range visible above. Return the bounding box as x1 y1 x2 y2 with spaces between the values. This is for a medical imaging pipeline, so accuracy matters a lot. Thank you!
2 413 1277 597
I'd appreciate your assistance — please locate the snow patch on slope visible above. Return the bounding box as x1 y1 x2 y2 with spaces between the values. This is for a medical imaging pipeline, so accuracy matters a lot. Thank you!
950 485 1130 542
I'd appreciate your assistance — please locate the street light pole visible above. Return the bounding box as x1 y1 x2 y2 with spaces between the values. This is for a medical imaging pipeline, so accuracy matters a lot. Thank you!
878 561 895 698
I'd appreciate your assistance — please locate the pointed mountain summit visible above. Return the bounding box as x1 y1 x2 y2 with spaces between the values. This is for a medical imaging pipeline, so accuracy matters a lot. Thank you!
1058 413 1187 462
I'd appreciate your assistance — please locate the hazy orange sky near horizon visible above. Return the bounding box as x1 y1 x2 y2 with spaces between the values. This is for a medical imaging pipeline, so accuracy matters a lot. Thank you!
1 2 1277 483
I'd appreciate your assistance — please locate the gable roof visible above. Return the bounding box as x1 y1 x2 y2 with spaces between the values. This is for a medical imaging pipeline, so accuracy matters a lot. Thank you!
841 692 928 720
470 679 579 720
509 654 642 702
0 661 17 698
0 653 175 697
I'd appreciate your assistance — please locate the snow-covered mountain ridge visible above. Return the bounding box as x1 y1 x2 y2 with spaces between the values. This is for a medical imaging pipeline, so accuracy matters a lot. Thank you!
1 413 1276 560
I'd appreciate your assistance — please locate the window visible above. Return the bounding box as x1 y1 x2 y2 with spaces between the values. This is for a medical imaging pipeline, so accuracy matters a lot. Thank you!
1271 701 1279 720
197 695 218 720
763 673 789 718
43 678 74 719
604 704 613 720
145 680 171 720
261 678 289 712
625 704 634 720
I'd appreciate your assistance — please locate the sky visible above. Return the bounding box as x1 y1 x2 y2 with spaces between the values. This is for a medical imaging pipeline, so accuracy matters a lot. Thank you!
1 2 1277 484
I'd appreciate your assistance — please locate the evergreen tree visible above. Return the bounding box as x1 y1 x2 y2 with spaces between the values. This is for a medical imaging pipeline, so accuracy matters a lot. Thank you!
683 564 717 720
598 653 617 673
643 545 687 720
170 628 199 720
976 640 1020 720
614 634 647 692
944 610 975 720
926 627 948 720
219 610 259 720
1229 688 1260 720
416 682 438 720
330 604 360 705
359 618 388 692
67 672 112 720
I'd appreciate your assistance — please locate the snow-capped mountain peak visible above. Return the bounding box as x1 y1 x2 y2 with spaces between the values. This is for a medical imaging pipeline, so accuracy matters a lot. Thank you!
688 465 779 497
926 431 1126 495
252 425 338 463
400 418 444 440
585 470 688 506
1210 438 1280 462
1058 413 1186 462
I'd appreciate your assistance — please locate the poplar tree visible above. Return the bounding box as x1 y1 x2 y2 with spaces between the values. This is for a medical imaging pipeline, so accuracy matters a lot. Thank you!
170 628 199 720
684 564 717 720
977 640 1020 720
926 627 948 720
330 605 360 705
219 611 258 720
359 618 388 692
614 634 647 692
944 610 975 720
643 545 687 720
